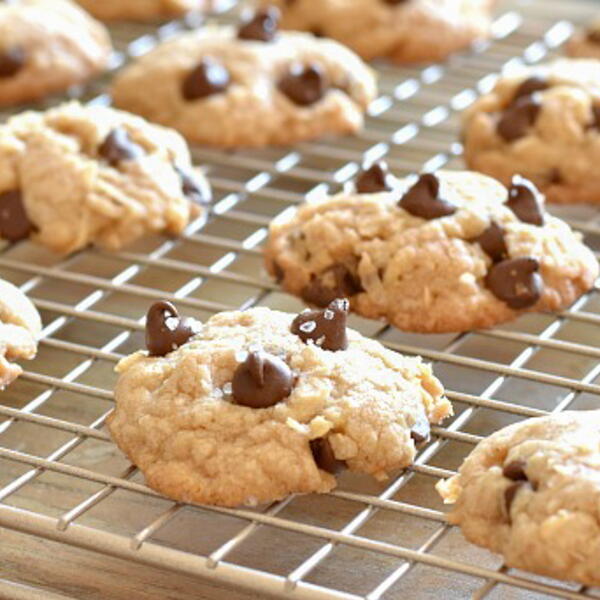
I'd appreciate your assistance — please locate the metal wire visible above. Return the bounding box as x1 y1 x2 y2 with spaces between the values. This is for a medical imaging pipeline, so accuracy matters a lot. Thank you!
1 1 600 598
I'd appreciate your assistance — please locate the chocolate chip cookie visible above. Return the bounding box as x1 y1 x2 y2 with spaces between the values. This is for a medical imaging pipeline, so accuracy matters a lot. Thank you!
0 102 210 255
566 17 600 59
437 410 600 587
0 0 112 106
463 59 600 204
108 300 451 507
74 0 216 21
255 0 494 63
0 278 41 389
265 168 597 333
111 9 376 147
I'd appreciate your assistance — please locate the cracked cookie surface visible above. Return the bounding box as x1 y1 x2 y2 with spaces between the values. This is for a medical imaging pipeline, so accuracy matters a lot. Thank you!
437 410 600 587
0 102 210 254
111 17 376 148
265 169 597 333
108 302 450 507
463 59 600 204
0 278 41 389
255 0 494 63
0 0 111 106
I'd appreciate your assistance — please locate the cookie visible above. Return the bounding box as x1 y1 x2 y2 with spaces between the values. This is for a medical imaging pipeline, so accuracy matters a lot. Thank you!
0 102 210 255
566 17 600 59
462 59 600 204
75 0 214 21
0 0 112 107
108 300 451 507
254 0 494 64
265 168 598 333
437 410 600 587
0 278 41 389
111 9 377 148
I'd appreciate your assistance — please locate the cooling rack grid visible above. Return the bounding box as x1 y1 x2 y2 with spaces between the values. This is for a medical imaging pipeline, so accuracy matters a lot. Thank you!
1 1 600 598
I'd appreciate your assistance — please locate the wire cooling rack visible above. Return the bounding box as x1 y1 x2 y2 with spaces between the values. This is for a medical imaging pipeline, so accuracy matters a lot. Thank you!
2 1 600 598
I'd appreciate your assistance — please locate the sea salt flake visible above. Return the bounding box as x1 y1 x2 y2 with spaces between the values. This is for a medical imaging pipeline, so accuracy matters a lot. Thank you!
165 316 179 331
299 320 317 333
323 309 334 320
222 382 233 395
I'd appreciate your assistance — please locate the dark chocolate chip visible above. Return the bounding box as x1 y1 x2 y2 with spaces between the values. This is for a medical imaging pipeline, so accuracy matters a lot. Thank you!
485 257 542 309
279 63 326 106
310 27 325 38
301 264 363 307
472 221 508 263
589 105 600 130
410 412 431 445
547 168 562 185
98 128 145 166
497 95 541 142
503 459 528 481
587 28 600 44
356 161 392 194
398 173 456 220
145 301 199 357
310 437 344 474
0 190 34 242
291 298 349 352
506 176 544 226
175 165 211 206
504 481 525 516
182 57 230 101
238 7 279 42
0 46 26 78
232 350 294 408
512 76 548 103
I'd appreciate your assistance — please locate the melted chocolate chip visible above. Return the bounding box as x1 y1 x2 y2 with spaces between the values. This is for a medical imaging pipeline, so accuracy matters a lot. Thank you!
175 166 211 206
145 301 199 356
497 96 541 142
504 481 525 516
398 173 456 220
0 190 34 242
232 350 293 408
512 76 548 102
485 257 542 309
503 459 528 481
301 264 363 307
291 298 349 352
410 412 431 445
0 46 26 78
98 128 145 166
310 437 344 474
587 28 600 44
472 221 508 263
238 7 279 42
182 58 230 101
547 168 562 185
506 176 544 226
356 161 392 194
279 63 326 106
589 105 600 130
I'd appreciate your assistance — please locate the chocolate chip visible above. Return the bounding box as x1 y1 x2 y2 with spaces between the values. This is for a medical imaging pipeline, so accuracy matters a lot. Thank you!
310 437 344 474
0 46 26 78
301 264 363 307
503 459 527 481
291 298 349 352
497 96 541 142
0 190 34 242
356 161 392 194
310 27 325 38
182 58 230 101
589 105 600 130
506 176 544 226
587 29 600 44
504 481 525 516
383 0 410 4
279 63 326 106
98 128 145 166
485 257 542 309
398 173 456 220
145 301 199 357
512 76 548 102
547 168 562 184
410 412 430 445
175 165 211 206
472 221 508 263
232 350 293 408
238 7 279 42
272 261 285 283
